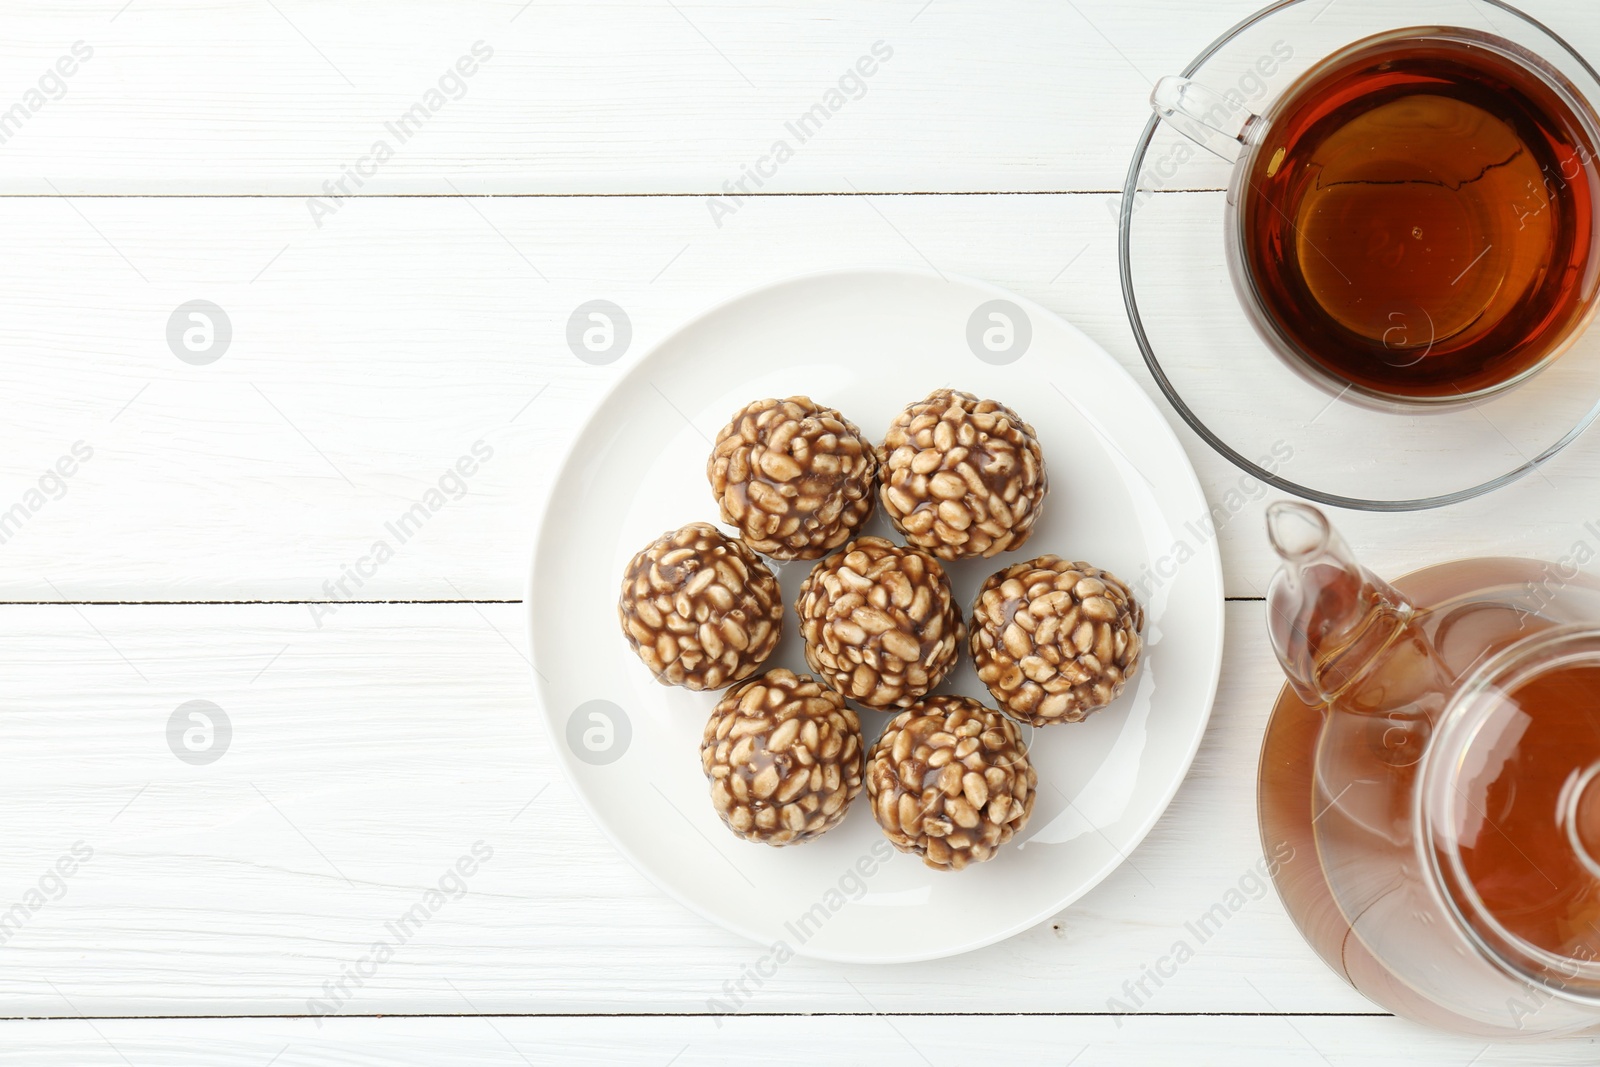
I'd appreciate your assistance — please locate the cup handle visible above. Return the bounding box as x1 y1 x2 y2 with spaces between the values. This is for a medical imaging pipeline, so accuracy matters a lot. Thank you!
1150 75 1261 163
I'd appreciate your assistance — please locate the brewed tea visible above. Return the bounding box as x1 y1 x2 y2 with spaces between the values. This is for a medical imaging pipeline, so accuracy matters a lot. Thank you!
1239 32 1600 401
1452 657 1600 963
1260 543 1600 1035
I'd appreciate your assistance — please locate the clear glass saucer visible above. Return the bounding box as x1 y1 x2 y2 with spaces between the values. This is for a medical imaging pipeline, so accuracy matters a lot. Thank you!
1118 0 1600 511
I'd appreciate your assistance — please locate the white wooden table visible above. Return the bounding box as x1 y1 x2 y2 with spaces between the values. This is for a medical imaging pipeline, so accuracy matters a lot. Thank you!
6 1 1600 1062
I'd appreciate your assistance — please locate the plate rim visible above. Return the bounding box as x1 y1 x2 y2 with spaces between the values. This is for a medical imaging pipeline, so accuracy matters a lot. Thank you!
525 264 1227 963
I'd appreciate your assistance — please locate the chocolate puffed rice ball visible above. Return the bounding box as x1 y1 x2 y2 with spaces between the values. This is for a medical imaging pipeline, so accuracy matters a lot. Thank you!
970 557 1143 725
796 536 963 709
701 669 865 845
708 396 877 560
618 522 783 691
866 695 1036 871
879 389 1048 560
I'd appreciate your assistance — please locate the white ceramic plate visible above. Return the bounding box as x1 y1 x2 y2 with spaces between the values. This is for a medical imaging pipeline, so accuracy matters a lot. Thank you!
528 268 1224 963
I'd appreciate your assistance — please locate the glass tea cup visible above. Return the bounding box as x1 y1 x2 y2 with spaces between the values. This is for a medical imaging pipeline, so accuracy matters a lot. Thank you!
1153 18 1600 412
1120 0 1600 510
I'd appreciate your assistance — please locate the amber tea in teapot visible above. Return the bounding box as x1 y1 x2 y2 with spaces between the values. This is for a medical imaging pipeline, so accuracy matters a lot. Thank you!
1258 502 1600 1037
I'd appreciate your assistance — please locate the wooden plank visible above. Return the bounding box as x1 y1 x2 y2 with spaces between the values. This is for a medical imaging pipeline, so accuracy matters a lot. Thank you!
3 0 1591 196
0 0 1270 195
4 1014 1600 1066
3 192 1597 602
0 600 1373 1015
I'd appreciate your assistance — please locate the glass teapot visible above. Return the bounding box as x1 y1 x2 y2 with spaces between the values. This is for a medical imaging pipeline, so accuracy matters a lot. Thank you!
1259 502 1600 1037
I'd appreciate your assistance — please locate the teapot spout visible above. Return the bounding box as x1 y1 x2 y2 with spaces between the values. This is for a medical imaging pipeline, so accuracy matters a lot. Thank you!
1266 502 1415 707
1266 499 1336 564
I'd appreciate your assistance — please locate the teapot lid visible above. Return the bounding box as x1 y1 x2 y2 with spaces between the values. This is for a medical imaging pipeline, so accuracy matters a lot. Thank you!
1423 626 1600 1003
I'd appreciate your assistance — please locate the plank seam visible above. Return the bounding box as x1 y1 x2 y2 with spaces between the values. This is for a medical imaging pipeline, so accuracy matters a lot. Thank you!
0 600 525 606
0 1011 1392 1021
0 597 1265 605
0 189 1227 199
